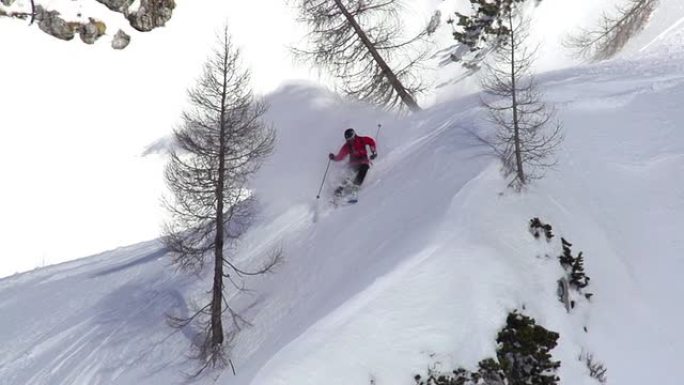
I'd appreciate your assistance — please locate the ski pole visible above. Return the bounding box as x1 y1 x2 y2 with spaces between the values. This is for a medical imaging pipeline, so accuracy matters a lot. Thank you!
370 123 382 166
316 159 332 199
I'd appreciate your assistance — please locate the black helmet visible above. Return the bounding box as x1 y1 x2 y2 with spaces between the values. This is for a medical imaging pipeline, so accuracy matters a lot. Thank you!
344 128 356 140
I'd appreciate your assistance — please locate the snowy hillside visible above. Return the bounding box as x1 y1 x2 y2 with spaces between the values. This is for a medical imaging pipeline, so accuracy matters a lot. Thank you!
2 20 684 383
3 1 684 385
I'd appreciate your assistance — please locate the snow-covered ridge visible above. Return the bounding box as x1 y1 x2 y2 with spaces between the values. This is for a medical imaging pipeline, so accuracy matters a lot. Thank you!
2 43 683 385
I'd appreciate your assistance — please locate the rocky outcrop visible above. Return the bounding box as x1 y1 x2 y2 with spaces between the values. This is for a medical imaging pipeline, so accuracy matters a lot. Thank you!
111 29 131 49
79 18 107 44
8 0 171 47
95 0 134 12
127 0 175 32
33 6 108 45
96 0 176 32
35 6 77 41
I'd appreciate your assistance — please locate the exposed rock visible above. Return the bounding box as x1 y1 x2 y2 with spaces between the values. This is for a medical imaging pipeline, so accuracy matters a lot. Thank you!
79 18 106 44
128 0 175 32
95 0 134 12
33 7 109 46
16 0 174 47
35 6 77 41
111 29 131 49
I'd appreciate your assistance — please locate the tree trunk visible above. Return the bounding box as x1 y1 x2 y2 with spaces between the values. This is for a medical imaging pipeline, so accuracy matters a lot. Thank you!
211 151 225 347
210 211 224 348
509 13 525 186
332 0 421 112
210 38 231 350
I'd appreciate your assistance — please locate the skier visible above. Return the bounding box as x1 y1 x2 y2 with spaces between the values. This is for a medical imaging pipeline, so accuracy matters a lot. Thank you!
328 128 377 200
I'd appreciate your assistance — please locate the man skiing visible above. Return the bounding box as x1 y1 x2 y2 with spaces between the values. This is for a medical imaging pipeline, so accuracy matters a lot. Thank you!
328 128 377 200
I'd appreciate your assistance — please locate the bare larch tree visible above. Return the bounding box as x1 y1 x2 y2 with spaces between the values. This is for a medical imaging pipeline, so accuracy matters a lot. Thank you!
566 0 659 62
164 26 278 372
481 13 562 189
454 1 561 190
293 0 429 112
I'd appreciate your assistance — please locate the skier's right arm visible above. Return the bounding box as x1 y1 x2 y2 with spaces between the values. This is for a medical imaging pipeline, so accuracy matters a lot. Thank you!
329 144 349 161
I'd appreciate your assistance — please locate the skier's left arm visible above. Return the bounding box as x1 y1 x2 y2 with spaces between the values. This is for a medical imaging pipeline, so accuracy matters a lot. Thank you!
363 136 377 159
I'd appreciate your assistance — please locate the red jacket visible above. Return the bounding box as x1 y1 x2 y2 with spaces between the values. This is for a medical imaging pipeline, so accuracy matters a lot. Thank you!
332 136 377 166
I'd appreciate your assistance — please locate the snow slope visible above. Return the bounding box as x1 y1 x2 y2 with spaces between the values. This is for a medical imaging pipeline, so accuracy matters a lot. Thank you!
2 24 683 384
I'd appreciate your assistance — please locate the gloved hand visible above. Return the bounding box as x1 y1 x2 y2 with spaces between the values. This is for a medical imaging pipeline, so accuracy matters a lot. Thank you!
328 153 335 160
370 152 377 160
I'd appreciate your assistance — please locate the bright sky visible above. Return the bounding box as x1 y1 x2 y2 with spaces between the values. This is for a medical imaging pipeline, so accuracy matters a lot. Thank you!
0 0 312 277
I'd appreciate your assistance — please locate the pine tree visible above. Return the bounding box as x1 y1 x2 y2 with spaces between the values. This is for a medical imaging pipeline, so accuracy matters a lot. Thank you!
414 364 504 385
556 238 593 309
451 0 527 49
529 217 554 241
496 311 560 385
476 358 506 385
448 0 540 69
569 251 591 290
414 311 559 385
557 238 591 290
558 237 574 268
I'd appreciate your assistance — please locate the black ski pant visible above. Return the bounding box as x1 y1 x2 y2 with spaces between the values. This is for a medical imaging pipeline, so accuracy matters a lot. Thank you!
352 163 370 186
335 163 370 195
